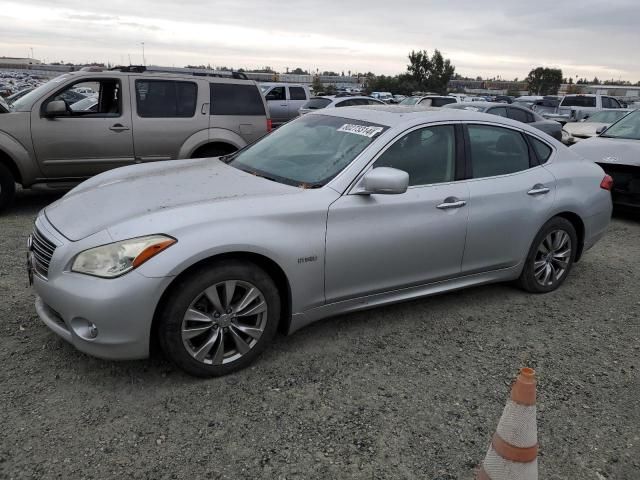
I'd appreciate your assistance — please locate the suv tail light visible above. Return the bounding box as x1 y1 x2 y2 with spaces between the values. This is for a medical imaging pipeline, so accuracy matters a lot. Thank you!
267 119 273 132
600 174 614 191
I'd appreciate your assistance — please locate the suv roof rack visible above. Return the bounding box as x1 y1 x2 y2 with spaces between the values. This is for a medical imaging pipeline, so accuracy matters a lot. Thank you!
110 65 249 80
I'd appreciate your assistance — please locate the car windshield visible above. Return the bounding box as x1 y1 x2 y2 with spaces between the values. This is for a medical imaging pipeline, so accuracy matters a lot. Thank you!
600 110 640 140
227 114 388 187
399 97 419 105
585 110 628 123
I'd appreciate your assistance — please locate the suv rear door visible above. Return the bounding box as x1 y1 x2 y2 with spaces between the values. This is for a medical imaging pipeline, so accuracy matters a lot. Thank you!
130 76 208 162
263 85 288 125
31 76 135 178
209 80 268 145
287 86 308 119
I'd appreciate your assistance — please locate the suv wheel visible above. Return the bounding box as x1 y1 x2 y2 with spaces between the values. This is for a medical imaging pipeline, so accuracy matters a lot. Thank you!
0 163 16 213
158 260 280 377
517 217 577 293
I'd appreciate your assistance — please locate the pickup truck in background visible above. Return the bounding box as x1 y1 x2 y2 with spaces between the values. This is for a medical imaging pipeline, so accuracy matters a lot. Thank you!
542 94 625 123
259 83 310 127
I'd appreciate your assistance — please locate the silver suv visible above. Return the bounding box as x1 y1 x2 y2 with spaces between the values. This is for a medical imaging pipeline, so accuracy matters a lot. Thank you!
0 67 271 211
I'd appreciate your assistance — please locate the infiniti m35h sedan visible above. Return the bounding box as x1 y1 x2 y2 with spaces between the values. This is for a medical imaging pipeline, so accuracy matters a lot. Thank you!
30 106 612 376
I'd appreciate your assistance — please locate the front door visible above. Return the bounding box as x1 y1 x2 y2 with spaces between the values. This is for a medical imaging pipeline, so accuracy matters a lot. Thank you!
31 77 134 179
264 86 288 125
325 124 469 303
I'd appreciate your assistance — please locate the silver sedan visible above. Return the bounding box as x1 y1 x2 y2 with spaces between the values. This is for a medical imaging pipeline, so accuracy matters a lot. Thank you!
30 106 612 377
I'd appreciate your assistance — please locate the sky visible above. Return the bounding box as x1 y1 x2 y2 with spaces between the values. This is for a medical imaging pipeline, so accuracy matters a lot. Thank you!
1 0 639 81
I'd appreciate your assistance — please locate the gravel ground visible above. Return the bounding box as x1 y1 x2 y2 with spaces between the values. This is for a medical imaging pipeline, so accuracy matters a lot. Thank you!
1 189 639 480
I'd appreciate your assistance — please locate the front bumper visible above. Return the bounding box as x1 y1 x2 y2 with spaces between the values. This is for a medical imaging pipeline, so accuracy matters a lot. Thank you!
31 215 173 361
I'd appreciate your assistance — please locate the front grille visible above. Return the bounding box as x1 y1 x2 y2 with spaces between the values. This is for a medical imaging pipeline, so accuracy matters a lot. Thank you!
31 227 56 279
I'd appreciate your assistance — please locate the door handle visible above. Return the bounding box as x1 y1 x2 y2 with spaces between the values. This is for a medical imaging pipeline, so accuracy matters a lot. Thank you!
436 197 467 210
527 184 550 195
109 124 130 132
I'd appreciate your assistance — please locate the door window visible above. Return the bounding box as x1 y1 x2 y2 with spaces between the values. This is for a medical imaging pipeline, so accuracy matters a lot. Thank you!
135 80 197 117
373 125 456 186
265 87 285 101
507 107 532 123
289 87 307 100
210 83 266 116
46 79 121 117
432 97 457 107
467 125 530 178
487 107 508 117
528 136 552 163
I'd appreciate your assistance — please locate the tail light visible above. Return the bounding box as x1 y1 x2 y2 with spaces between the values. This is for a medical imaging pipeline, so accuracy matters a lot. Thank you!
266 119 273 132
600 174 614 191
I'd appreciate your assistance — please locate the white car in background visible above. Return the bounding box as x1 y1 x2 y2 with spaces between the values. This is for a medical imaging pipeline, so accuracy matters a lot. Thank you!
563 109 632 144
299 96 385 115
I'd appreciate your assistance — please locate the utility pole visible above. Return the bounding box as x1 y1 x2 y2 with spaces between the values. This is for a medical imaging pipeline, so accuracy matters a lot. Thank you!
30 47 34 59
141 42 146 66
128 53 132 65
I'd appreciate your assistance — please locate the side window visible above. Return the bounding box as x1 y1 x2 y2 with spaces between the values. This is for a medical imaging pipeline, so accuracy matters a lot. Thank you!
418 98 432 106
432 98 456 107
602 97 612 108
487 107 508 117
529 136 552 163
373 125 456 186
507 107 530 123
135 80 197 118
265 87 285 101
210 83 266 116
526 111 535 123
48 79 121 117
335 99 355 107
289 87 307 100
367 99 383 105
468 125 530 178
610 98 621 108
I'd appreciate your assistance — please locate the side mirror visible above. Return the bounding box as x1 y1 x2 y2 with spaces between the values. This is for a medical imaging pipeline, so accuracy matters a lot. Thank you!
44 100 67 117
596 125 607 135
358 167 409 195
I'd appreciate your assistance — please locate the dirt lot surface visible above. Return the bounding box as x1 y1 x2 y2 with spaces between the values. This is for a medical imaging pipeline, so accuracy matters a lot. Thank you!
1 190 639 480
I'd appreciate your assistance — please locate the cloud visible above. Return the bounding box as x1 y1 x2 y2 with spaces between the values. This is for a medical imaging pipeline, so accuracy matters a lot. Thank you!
0 0 638 80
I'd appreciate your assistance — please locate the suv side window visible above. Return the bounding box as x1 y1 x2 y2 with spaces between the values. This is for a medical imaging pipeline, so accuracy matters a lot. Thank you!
468 125 530 178
135 80 197 117
265 87 285 101
602 97 612 108
432 97 456 107
373 125 456 186
47 79 121 117
210 83 266 116
289 87 307 100
610 98 621 108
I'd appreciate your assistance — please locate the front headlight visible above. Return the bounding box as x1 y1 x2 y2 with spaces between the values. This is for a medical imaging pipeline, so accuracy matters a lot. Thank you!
71 235 176 278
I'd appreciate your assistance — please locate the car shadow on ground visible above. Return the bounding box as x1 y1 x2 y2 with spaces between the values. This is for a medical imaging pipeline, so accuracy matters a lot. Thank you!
10 188 64 216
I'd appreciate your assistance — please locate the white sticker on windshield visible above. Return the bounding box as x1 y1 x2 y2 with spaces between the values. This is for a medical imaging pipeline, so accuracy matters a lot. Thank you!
337 124 384 138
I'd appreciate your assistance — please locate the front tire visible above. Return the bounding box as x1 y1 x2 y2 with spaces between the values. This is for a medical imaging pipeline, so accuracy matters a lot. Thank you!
517 217 577 293
0 163 16 213
158 260 280 377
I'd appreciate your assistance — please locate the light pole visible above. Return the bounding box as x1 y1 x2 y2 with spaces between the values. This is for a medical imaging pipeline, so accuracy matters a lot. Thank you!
141 42 146 66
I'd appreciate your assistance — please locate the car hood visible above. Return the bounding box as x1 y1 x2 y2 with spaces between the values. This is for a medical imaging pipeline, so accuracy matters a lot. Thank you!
564 122 604 138
45 158 298 241
571 136 640 168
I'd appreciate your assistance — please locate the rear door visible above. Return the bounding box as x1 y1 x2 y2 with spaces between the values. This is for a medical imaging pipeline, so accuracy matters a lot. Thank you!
31 76 135 178
287 86 308 119
130 77 208 161
209 81 268 144
264 86 288 125
461 123 556 275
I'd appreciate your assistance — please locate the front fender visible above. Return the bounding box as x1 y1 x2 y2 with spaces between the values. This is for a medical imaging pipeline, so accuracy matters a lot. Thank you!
0 130 41 185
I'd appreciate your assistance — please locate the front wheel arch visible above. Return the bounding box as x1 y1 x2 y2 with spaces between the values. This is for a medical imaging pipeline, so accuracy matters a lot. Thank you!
150 252 292 355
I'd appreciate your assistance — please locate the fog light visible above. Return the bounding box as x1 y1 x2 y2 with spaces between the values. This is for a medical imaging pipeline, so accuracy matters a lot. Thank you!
70 318 99 340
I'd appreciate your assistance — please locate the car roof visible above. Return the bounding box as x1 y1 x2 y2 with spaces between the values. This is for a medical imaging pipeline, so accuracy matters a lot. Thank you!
64 70 258 85
308 104 543 131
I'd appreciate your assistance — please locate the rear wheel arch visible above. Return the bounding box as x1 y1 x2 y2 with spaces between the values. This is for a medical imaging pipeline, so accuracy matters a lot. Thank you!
190 142 238 158
150 252 292 354
552 211 585 261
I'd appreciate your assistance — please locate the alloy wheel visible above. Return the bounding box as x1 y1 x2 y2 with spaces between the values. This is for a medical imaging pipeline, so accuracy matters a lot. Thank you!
181 280 268 365
533 230 572 287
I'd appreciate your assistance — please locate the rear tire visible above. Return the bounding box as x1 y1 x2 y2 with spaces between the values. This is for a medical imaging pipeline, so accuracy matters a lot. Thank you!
517 217 577 293
0 163 16 213
157 260 280 377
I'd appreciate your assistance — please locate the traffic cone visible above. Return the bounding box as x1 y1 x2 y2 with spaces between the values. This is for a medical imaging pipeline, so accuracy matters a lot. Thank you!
477 367 538 480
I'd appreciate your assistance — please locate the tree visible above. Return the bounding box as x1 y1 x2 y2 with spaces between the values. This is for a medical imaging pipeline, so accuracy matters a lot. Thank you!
407 49 455 94
592 77 600 85
311 75 323 93
526 67 563 95
291 67 309 75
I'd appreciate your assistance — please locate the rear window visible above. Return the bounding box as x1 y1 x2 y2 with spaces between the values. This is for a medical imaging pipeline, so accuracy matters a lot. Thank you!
301 98 332 110
289 86 307 100
561 96 596 108
135 80 197 118
210 83 266 116
432 97 457 107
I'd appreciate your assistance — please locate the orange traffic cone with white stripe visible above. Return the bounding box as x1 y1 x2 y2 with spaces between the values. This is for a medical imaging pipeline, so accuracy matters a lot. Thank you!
477 367 538 480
